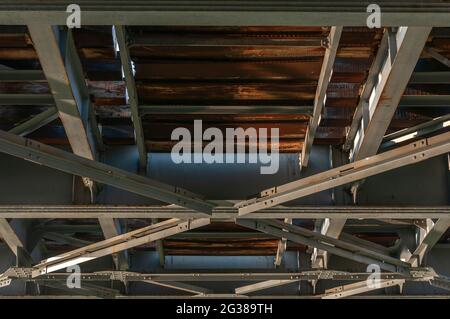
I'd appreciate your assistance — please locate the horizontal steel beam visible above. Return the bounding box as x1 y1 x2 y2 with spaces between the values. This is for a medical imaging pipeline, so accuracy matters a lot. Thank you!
28 25 99 160
1 268 437 284
0 205 448 219
236 131 450 215
0 130 217 214
1 2 450 26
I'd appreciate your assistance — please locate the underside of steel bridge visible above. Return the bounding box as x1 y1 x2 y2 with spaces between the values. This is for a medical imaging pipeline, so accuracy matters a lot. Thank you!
0 1 449 300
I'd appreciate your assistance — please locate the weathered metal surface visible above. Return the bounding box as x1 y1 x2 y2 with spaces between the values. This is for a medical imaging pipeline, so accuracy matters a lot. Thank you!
0 26 448 159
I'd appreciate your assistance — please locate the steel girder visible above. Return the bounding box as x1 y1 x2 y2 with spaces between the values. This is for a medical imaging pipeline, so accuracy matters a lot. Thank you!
142 280 212 296
409 72 450 85
237 219 411 273
1 2 450 26
343 31 390 152
0 130 217 214
235 131 450 216
0 218 33 266
0 268 439 286
8 107 59 137
0 218 26 257
409 219 450 267
97 217 129 270
274 218 292 267
5 129 448 218
424 47 450 68
27 25 100 160
39 281 121 299
26 25 122 265
0 206 448 219
0 94 54 105
1 266 445 298
318 27 432 271
39 279 209 297
129 34 326 48
233 218 450 295
30 218 210 277
114 26 147 172
321 279 406 299
381 115 450 150
351 27 432 161
0 69 46 81
139 105 314 116
300 26 342 167
323 218 450 299
430 275 450 292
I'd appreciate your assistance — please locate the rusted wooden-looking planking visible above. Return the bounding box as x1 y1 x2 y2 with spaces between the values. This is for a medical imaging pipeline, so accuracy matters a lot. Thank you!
0 26 448 151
